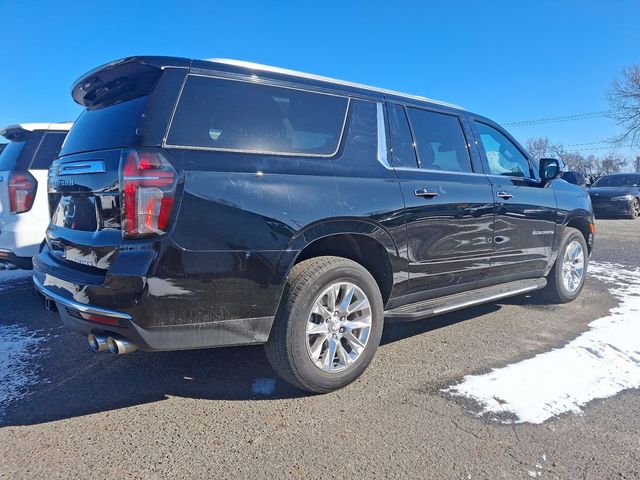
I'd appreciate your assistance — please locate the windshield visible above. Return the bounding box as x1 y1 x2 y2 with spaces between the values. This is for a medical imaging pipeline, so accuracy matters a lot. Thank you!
593 175 639 188
0 141 26 170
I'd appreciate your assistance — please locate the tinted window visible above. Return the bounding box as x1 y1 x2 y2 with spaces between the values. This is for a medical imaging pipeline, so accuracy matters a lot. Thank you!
406 108 471 172
387 103 417 168
0 141 25 170
593 175 640 187
31 132 67 169
61 96 148 156
475 122 532 178
167 76 349 156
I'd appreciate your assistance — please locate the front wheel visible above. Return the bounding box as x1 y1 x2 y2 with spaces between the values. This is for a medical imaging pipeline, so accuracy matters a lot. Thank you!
265 256 384 393
628 198 640 219
541 227 588 303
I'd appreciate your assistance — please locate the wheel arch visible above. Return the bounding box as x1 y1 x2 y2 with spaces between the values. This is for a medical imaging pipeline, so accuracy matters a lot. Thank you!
563 215 593 254
284 219 399 306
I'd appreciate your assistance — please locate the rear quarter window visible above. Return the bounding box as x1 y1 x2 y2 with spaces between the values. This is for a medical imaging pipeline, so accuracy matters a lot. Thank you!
166 76 349 156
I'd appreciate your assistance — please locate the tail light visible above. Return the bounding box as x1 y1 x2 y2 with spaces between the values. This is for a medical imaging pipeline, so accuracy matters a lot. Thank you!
8 170 37 214
120 149 178 239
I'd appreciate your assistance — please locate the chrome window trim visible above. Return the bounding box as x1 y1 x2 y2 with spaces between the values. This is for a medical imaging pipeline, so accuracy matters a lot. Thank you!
163 73 351 158
393 166 489 177
205 58 465 110
376 102 390 169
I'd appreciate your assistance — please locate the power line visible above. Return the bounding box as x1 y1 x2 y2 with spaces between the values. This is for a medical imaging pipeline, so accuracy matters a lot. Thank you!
562 144 637 152
504 111 611 127
563 141 610 148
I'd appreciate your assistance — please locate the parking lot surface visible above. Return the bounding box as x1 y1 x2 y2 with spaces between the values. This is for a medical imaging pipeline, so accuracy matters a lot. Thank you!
0 219 639 479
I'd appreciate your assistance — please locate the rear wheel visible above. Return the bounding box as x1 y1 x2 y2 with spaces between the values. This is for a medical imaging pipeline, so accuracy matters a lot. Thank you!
265 256 384 393
541 227 588 303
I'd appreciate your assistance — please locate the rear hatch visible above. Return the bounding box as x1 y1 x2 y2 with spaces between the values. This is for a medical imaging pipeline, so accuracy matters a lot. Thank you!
45 57 188 272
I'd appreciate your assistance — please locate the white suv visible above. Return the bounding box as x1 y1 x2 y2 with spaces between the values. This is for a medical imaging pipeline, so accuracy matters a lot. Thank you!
0 123 71 268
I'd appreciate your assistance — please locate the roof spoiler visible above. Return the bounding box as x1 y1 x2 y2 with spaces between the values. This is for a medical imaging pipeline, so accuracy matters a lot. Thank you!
71 56 191 108
1 122 73 141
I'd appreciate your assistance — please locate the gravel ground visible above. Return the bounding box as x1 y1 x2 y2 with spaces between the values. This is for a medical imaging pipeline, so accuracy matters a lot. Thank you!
0 219 638 479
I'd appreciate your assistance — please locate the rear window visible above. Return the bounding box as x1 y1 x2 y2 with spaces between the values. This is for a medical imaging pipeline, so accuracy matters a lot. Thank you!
31 132 67 169
166 76 349 156
0 141 26 170
60 96 148 156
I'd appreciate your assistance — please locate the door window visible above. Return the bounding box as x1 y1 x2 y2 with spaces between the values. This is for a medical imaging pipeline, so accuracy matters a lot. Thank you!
387 103 418 168
475 122 532 178
406 108 472 173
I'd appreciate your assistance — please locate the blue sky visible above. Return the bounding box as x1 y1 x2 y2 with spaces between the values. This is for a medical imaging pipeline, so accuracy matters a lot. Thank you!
1 0 638 159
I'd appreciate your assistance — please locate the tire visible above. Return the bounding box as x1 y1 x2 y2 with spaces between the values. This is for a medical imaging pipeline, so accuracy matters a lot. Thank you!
265 256 384 393
541 227 588 304
628 198 640 219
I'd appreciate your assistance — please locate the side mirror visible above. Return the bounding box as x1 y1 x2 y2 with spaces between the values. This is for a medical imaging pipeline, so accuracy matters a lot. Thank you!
539 158 564 181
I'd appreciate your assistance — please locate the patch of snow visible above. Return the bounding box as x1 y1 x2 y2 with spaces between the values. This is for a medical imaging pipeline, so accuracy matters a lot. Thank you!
251 377 276 396
0 324 47 414
446 261 640 424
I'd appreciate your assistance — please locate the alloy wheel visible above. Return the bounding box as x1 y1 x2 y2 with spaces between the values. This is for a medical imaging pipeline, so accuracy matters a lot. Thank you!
561 240 585 292
305 282 372 373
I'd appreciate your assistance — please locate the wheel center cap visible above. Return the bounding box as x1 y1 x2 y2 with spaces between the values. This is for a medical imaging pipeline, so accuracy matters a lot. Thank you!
329 317 340 332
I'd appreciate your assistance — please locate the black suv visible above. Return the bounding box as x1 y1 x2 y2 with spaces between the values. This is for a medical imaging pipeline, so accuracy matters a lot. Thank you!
34 57 594 393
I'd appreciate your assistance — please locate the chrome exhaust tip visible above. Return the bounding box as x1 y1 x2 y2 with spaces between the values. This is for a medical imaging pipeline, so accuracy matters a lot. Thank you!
87 333 108 352
106 336 138 355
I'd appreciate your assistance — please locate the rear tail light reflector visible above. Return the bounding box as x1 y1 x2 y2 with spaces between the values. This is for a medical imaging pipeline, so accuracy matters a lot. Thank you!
120 150 178 239
8 170 37 214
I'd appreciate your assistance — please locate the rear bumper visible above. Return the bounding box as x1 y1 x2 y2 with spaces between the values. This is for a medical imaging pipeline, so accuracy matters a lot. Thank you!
34 275 274 351
32 242 290 351
0 211 47 258
0 249 33 269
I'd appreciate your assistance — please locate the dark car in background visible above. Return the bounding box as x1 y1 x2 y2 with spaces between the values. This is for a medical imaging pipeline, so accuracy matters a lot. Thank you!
33 56 594 393
561 171 590 188
588 173 640 219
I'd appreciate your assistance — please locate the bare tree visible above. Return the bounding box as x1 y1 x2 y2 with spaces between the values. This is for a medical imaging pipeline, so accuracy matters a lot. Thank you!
608 65 640 146
525 137 630 176
525 137 564 160
596 153 628 175
562 153 586 174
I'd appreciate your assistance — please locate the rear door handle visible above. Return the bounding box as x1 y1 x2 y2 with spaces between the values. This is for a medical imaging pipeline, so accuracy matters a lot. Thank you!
496 191 513 200
415 188 439 198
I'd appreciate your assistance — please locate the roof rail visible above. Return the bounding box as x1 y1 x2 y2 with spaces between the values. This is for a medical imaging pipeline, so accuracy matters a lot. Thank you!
204 58 464 110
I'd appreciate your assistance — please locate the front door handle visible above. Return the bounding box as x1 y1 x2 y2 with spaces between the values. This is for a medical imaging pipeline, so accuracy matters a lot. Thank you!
496 191 513 200
415 188 439 198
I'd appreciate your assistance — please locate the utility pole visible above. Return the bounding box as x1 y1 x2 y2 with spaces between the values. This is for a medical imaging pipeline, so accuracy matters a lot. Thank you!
636 156 640 173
